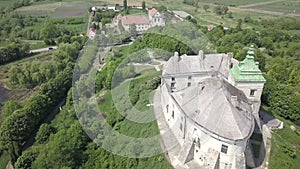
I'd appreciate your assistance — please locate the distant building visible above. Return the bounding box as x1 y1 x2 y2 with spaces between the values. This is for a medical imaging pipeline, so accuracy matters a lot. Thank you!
113 8 165 32
207 25 214 31
121 15 150 32
91 5 119 12
88 28 96 39
149 8 166 27
159 45 266 169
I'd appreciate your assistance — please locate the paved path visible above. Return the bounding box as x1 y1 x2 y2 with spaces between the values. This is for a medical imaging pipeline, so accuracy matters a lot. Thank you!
29 46 57 54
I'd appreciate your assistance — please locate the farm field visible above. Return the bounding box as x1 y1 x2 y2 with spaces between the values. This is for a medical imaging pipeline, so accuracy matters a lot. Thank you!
15 1 88 18
191 0 275 6
0 0 15 8
247 1 300 15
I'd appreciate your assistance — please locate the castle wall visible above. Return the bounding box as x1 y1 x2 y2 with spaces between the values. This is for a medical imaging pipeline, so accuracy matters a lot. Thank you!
161 83 247 169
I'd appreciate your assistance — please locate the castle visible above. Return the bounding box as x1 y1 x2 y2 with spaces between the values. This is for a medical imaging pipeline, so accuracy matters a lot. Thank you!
159 45 265 169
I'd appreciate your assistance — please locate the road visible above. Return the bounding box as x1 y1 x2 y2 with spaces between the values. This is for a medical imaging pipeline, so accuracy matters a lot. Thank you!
29 46 57 54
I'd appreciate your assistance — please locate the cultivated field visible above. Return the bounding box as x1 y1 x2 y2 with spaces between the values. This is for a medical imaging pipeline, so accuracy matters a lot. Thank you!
15 2 88 18
15 2 61 16
247 1 300 15
51 1 88 18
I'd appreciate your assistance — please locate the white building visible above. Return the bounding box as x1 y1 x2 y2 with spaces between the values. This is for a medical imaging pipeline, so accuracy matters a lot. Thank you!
87 28 96 39
113 8 165 32
149 8 166 27
160 45 266 169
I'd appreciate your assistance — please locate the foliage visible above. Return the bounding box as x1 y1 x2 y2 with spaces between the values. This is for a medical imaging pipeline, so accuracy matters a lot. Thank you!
203 5 209 12
1 100 22 120
142 1 146 10
35 123 56 144
0 41 29 64
0 39 85 163
213 5 229 15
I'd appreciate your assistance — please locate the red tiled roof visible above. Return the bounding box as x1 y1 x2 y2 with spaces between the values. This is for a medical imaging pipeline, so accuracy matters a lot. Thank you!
122 15 149 25
149 8 158 16
89 28 96 33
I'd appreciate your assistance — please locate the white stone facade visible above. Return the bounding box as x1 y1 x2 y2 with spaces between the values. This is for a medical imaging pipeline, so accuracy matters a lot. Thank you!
159 47 265 169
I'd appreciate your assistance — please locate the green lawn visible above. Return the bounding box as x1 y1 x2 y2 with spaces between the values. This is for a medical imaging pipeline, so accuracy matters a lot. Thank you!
269 118 300 169
251 1 300 14
0 151 10 169
0 0 16 8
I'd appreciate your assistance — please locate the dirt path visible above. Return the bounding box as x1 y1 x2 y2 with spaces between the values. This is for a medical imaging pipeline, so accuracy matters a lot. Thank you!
239 0 283 8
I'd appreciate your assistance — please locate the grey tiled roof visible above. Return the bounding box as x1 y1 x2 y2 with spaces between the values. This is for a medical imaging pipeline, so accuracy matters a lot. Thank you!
163 53 230 76
171 77 254 140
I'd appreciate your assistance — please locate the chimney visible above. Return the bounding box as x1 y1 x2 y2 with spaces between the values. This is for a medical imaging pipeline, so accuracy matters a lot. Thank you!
198 50 204 60
174 51 180 61
228 52 233 59
231 96 238 107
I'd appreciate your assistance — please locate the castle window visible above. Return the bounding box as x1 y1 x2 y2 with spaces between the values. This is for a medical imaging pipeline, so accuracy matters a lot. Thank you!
166 105 169 113
171 82 175 88
172 111 174 119
250 89 256 97
188 76 192 80
221 144 228 154
187 82 191 87
180 123 182 131
171 77 175 81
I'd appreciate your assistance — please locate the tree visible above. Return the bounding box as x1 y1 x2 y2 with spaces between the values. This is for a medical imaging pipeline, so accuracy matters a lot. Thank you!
236 19 242 31
228 11 233 18
123 0 127 10
35 123 56 144
204 5 209 12
15 149 37 169
40 22 58 45
142 1 146 10
1 100 22 119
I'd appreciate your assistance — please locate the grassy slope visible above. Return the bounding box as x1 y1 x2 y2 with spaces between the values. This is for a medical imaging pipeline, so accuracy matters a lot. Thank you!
97 67 172 168
269 117 300 169
0 151 10 169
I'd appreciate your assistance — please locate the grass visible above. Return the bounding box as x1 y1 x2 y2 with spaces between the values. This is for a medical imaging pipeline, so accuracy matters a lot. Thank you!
15 1 88 18
269 117 300 169
251 1 300 14
0 151 10 169
23 40 50 50
193 0 274 6
0 0 16 8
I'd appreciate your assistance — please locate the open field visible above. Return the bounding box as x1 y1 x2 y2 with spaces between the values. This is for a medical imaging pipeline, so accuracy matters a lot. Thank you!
248 1 300 15
51 1 88 18
15 2 88 18
15 2 61 16
0 0 15 8
190 0 274 6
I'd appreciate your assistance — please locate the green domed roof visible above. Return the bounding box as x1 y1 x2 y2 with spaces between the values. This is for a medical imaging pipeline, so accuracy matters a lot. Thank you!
230 45 266 83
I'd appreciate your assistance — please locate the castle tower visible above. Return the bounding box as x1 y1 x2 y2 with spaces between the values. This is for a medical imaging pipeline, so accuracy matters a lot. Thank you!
228 45 266 130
